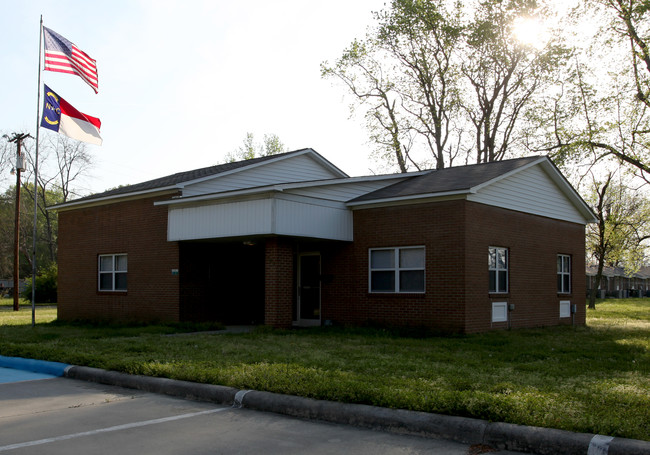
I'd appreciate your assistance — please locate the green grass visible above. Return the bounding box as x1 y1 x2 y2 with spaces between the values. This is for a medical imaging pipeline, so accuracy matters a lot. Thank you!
0 298 648 441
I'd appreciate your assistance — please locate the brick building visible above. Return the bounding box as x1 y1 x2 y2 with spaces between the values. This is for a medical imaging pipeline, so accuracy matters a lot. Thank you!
53 149 596 333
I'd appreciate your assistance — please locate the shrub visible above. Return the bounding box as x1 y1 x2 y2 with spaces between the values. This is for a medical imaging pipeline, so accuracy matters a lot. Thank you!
23 263 57 303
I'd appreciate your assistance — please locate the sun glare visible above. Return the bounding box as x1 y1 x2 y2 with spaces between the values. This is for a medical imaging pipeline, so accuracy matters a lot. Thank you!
512 16 548 49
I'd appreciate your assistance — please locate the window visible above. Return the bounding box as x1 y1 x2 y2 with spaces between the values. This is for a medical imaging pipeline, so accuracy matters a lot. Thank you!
557 254 571 294
489 247 508 293
99 254 127 291
369 247 425 293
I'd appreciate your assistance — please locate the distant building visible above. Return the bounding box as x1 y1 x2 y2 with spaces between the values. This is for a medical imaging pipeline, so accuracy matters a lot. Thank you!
0 279 27 296
586 265 650 298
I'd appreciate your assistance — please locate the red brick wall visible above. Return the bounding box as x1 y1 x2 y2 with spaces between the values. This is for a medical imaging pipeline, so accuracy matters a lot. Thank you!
264 237 294 328
57 193 180 322
57 193 586 333
323 200 468 332
464 201 586 333
321 200 586 333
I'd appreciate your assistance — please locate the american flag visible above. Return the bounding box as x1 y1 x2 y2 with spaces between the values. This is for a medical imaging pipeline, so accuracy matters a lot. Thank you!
43 27 98 93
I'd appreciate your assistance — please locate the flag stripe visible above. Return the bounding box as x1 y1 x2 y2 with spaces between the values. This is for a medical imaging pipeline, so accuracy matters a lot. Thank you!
43 27 99 93
44 50 98 84
59 114 103 146
59 98 102 129
44 58 98 81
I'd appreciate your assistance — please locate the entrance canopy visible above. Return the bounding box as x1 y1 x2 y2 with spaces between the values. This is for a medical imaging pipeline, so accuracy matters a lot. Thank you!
158 191 354 242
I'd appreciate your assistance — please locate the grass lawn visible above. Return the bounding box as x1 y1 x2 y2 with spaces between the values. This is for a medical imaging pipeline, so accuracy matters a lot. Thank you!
0 297 648 441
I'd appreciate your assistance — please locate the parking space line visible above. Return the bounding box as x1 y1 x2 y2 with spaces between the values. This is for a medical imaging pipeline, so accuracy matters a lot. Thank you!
0 407 230 452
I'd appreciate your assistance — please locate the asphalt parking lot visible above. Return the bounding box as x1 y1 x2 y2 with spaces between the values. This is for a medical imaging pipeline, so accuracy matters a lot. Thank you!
0 373 509 455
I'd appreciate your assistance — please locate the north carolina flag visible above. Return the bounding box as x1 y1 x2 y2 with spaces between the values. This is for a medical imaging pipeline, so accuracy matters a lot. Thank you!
43 27 98 93
40 85 102 146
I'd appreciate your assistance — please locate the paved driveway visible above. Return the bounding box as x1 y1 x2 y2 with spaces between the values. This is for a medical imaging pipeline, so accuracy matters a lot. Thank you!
0 375 517 455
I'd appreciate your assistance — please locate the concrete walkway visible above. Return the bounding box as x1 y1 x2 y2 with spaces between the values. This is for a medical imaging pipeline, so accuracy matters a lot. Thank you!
1 355 648 455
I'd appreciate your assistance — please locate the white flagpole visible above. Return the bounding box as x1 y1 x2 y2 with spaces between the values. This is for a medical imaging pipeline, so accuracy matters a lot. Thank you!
31 15 43 328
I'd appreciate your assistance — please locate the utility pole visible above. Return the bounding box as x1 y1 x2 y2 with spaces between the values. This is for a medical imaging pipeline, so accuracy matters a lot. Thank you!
4 133 31 312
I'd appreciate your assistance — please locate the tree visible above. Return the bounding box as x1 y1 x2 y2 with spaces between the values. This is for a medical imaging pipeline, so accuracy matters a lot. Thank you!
586 171 650 308
0 134 12 190
224 132 287 163
42 135 93 203
0 184 64 279
323 0 463 172
461 0 568 163
0 187 16 278
541 0 650 182
323 0 567 172
0 132 92 280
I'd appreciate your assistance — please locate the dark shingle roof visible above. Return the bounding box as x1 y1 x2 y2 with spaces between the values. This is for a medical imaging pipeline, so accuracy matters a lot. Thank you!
70 149 312 204
586 265 650 279
350 156 544 203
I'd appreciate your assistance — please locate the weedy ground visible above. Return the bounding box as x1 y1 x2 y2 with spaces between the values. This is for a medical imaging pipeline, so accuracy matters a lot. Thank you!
1 297 648 440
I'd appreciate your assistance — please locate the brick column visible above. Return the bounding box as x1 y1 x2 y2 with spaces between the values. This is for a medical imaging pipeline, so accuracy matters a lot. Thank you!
264 237 294 328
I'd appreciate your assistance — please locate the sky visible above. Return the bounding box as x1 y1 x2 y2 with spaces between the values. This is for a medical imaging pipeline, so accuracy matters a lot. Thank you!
0 0 389 196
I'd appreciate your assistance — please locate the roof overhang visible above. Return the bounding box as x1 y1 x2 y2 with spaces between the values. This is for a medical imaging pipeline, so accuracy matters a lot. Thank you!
50 188 180 212
155 172 424 207
346 191 469 209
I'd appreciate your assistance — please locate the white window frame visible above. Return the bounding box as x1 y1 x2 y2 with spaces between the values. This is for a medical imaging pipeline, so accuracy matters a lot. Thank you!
369 246 425 293
489 247 508 293
98 253 128 292
557 254 571 294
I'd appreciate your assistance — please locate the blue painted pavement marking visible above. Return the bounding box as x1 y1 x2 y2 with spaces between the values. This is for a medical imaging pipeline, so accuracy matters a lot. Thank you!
0 366 57 384
0 355 69 376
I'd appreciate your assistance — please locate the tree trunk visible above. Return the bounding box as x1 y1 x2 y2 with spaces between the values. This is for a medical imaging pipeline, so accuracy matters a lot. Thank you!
588 258 605 309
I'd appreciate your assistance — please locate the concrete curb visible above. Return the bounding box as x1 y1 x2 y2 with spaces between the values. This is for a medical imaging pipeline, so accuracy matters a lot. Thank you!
3 358 648 455
65 365 239 405
0 355 69 377
238 389 487 445
236 390 649 455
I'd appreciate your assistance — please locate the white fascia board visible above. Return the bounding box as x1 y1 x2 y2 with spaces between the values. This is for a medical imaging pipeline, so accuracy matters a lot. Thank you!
275 192 348 209
270 172 425 192
50 187 179 211
156 172 425 207
159 188 347 210
346 191 469 209
155 186 283 206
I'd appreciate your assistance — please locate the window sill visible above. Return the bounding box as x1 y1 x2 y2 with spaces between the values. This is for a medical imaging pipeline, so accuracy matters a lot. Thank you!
368 292 426 298
97 291 128 296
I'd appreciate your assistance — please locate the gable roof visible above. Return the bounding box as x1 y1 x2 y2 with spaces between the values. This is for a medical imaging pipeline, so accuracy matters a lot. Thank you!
347 156 596 224
586 265 650 279
349 156 543 203
52 148 347 209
